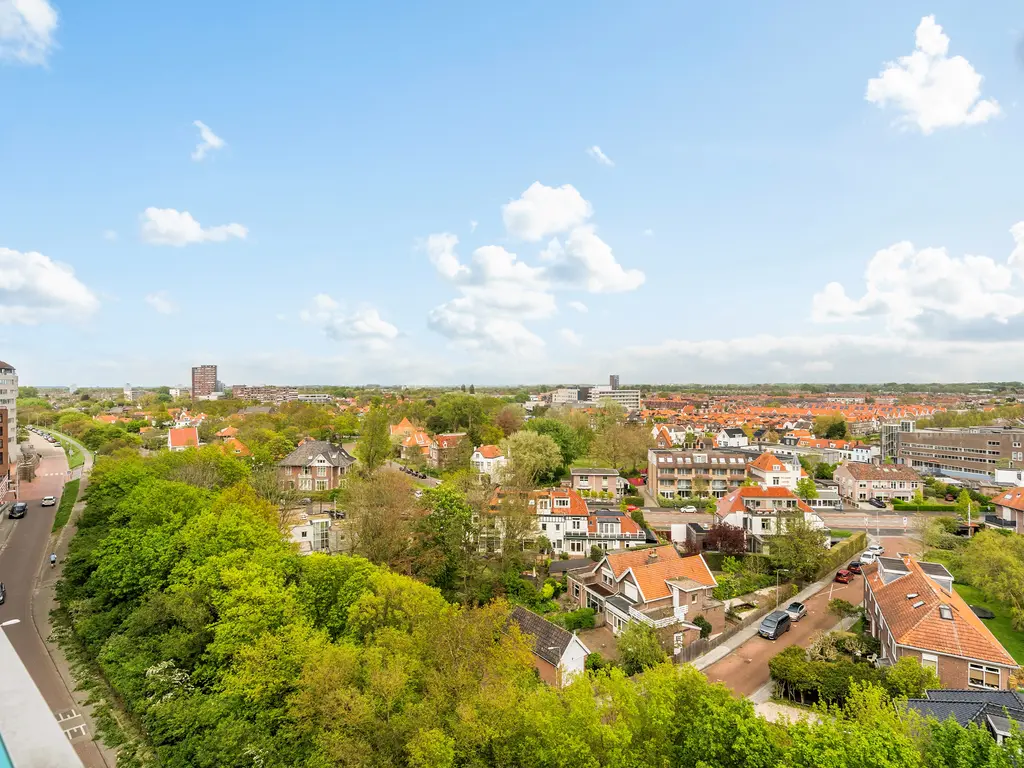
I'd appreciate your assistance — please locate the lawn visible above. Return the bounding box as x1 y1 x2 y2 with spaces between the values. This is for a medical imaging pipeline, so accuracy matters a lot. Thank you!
953 583 1024 665
52 479 80 532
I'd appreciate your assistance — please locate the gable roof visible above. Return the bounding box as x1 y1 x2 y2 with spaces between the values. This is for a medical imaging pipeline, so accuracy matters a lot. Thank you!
717 485 814 515
749 451 790 473
220 437 251 457
905 690 1024 729
474 444 503 459
721 427 746 437
278 440 355 468
509 606 586 666
839 463 921 482
432 432 466 449
168 427 199 448
991 487 1024 513
603 545 716 602
864 557 1016 667
389 417 416 437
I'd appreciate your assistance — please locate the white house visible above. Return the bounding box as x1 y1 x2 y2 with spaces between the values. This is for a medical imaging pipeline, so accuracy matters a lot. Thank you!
716 427 749 448
748 451 802 489
289 512 333 554
509 606 589 687
995 468 1024 486
470 444 507 480
715 485 829 554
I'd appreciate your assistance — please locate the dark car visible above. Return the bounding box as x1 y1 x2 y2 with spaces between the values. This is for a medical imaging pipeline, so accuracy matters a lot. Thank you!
868 498 886 509
758 610 792 640
835 569 853 584
8 502 28 519
944 494 956 502
847 561 863 574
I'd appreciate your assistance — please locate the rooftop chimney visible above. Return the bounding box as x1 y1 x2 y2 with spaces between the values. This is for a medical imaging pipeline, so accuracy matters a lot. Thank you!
647 550 659 564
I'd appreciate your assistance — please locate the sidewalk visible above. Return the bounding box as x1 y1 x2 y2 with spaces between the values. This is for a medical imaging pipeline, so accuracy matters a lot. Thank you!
692 575 834 671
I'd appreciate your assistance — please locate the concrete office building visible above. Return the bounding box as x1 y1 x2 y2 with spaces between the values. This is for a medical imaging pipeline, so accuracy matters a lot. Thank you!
191 364 218 400
896 427 1024 478
881 419 916 460
609 374 620 389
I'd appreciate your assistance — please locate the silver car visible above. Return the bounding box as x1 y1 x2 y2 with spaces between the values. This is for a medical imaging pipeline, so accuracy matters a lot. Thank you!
784 601 807 622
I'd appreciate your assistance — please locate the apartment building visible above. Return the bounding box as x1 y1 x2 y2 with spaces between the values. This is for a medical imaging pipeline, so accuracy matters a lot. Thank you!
834 463 922 503
0 407 10 499
882 419 917 460
232 385 299 404
569 467 625 498
0 361 16 498
550 385 641 411
896 427 1024 478
191 364 217 400
864 556 1016 690
715 485 828 554
297 393 332 404
648 448 750 499
986 487 1024 535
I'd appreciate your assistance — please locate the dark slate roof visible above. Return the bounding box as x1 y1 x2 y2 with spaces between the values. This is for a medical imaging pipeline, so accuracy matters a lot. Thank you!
278 440 355 468
905 690 1024 729
548 558 595 575
722 428 746 437
606 594 636 614
918 562 953 579
687 522 707 533
877 557 910 573
509 606 574 666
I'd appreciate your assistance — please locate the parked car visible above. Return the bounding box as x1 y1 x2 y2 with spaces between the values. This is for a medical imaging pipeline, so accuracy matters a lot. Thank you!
847 561 863 574
866 544 884 556
860 551 877 564
834 569 853 584
868 498 886 509
784 601 807 622
944 494 956 502
680 505 697 513
758 610 792 640
41 496 56 507
8 502 28 519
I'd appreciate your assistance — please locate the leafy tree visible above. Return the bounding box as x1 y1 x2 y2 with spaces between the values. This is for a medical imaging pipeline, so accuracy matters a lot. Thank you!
524 417 586 466
355 404 391 474
959 530 1024 629
769 517 827 580
955 489 973 515
884 657 941 699
795 477 819 500
813 412 848 439
494 405 525 437
912 487 925 505
704 523 746 556
345 469 419 571
693 614 713 639
414 484 476 600
500 430 562 487
590 544 604 561
616 622 666 675
828 598 860 621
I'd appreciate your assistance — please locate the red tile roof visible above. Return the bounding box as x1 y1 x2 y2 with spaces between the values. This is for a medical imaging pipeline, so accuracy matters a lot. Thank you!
220 437 251 457
716 485 814 515
749 451 788 473
475 444 503 459
169 427 199 448
839 463 921 482
216 426 238 438
433 433 466 449
991 487 1024 513
604 545 716 601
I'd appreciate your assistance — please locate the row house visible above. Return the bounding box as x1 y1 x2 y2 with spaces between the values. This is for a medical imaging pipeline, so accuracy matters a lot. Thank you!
985 487 1024 535
566 545 724 655
569 467 626 499
864 556 1016 690
792 437 878 463
428 432 466 469
278 440 355 492
651 424 689 449
715 485 828 554
647 448 751 499
833 463 923 503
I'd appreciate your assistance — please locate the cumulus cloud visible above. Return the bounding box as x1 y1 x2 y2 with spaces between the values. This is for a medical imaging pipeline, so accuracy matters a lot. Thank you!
0 246 99 321
1009 221 1024 276
145 291 177 315
586 145 614 167
0 0 58 65
141 207 248 246
559 328 583 346
191 120 225 161
567 300 588 313
502 182 593 242
301 293 399 351
544 225 645 293
866 15 1000 133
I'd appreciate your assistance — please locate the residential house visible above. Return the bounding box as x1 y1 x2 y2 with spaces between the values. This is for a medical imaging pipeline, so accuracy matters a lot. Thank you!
863 556 1017 689
834 463 923 504
428 432 467 469
647 448 751 499
651 424 688 449
470 444 507 480
278 440 355 492
288 510 345 555
570 467 625 499
985 487 1024 535
215 426 239 439
716 427 749 448
905 690 1024 744
219 437 251 457
508 606 590 687
715 485 828 554
747 451 802 489
389 417 417 441
168 427 199 451
794 437 877 463
566 545 723 655
401 429 431 460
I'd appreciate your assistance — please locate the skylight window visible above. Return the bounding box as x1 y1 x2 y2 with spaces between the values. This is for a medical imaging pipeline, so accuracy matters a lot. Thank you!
912 600 926 609
906 593 918 599
939 605 953 620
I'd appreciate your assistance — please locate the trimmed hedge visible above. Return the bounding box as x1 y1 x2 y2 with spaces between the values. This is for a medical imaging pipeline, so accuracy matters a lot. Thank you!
814 531 867 580
893 500 993 514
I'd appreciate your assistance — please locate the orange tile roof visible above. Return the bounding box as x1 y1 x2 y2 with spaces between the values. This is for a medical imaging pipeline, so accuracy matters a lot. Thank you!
216 426 238 438
991 487 1024 513
475 444 503 459
749 451 788 473
168 427 199 448
220 437 251 457
716 485 814 515
390 417 416 437
433 432 466 449
864 557 1015 667
605 545 716 601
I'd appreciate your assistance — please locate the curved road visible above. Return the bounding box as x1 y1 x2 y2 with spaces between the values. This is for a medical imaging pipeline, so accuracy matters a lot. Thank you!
0 433 107 767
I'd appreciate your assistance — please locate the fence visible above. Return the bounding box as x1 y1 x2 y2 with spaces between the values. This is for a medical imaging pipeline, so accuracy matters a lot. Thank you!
673 593 783 664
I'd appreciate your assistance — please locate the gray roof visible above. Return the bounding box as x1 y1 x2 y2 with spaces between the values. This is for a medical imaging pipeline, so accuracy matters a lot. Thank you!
877 557 910 572
918 562 953 579
605 594 636 614
278 440 355 468
722 428 746 437
509 606 578 666
570 467 619 476
547 558 595 575
905 690 1024 730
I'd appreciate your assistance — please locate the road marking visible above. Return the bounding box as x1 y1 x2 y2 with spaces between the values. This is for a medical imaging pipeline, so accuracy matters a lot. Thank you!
55 708 80 722
63 724 89 740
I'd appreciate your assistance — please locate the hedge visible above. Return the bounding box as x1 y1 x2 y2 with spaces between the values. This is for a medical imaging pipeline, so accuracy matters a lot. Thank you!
892 500 993 514
814 531 867 580
656 496 715 510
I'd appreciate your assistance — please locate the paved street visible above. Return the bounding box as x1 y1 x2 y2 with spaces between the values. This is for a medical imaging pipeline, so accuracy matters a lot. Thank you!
0 433 108 768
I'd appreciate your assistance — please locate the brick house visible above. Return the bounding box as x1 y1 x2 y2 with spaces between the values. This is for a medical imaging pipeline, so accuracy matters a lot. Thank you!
863 556 1017 690
986 487 1024 535
834 463 923 504
401 429 431 460
566 545 724 655
714 485 829 554
428 432 467 469
278 440 355 492
747 451 802 489
389 417 417 441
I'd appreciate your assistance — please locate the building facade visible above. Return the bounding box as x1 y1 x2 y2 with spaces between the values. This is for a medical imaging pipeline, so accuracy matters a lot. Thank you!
569 467 624 498
747 451 802 489
648 448 750 499
715 485 828 554
0 361 16 493
278 440 355 491
896 428 1024 478
191 364 217 400
882 419 917 460
509 606 590 688
470 444 507 480
834 463 923 503
428 433 466 469
232 385 299 404
986 487 1024 535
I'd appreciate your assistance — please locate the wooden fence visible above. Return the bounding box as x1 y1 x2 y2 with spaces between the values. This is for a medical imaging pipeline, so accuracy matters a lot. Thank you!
674 594 783 664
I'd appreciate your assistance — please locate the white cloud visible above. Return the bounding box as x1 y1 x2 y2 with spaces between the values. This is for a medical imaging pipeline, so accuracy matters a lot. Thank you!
0 247 99 320
1009 221 1024 277
502 182 593 242
145 291 177 315
559 328 583 346
191 120 225 161
0 0 58 65
140 207 248 246
866 15 1001 134
802 360 834 373
812 236 1024 333
102 230 118 241
586 145 614 167
544 225 645 293
424 233 470 281
567 300 588 313
428 302 545 356
302 294 399 351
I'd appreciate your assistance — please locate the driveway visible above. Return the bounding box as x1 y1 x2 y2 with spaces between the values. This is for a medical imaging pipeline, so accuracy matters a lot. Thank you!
701 575 863 697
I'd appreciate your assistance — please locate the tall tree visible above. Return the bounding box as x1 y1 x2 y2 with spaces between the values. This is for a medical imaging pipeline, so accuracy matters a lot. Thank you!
616 622 666 675
500 431 562 488
345 470 419 571
355 404 391 474
414 484 476 600
812 413 848 439
769 517 827 580
795 478 819 500
494 405 525 437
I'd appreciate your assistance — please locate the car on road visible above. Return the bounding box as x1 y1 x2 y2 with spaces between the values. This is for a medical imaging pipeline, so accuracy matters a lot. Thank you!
868 497 886 509
758 610 792 640
847 561 863 574
8 502 28 519
784 601 807 622
860 551 877 565
866 544 884 556
834 569 853 584
41 495 57 507
680 505 697 513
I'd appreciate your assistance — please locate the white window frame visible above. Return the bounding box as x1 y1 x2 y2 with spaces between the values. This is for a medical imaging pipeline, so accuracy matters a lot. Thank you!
921 653 938 674
968 664 1001 690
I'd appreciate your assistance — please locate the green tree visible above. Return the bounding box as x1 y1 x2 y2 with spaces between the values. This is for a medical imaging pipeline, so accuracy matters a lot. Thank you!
414 484 476 600
912 487 925 505
500 430 562 487
494 405 525 437
769 517 827 580
955 489 973 514
617 621 666 675
813 413 848 439
524 417 586 466
355 404 391 474
884 657 941 698
795 477 819 500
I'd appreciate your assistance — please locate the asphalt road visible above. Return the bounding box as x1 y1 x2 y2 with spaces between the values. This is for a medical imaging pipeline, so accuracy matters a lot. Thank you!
0 434 107 767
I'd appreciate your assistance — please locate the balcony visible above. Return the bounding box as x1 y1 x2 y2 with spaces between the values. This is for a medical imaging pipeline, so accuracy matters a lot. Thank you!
985 515 1019 532
628 604 689 629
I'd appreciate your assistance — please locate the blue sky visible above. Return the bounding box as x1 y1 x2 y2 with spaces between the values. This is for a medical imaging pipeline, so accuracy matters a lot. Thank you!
2 1 1023 386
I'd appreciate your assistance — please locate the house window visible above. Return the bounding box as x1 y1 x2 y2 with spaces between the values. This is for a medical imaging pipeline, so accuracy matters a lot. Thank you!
315 479 328 491
921 654 938 674
968 664 1001 689
673 632 684 654
317 466 328 477
300 531 307 538
572 583 580 598
602 572 613 586
541 523 547 531
573 520 581 530
761 518 771 531
691 592 698 604
772 477 780 485
300 467 311 476
299 477 313 491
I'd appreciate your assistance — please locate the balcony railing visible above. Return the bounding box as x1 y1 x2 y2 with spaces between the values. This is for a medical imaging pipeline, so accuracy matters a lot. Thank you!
984 515 1019 531
628 605 688 629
